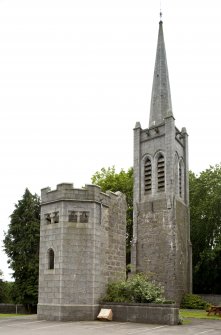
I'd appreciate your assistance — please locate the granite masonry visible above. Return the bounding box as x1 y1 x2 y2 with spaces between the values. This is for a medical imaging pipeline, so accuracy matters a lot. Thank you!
37 19 192 322
37 183 127 321
131 21 192 303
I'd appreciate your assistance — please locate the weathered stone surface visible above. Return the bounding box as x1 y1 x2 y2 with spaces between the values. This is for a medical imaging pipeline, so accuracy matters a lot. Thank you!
100 303 179 325
132 21 192 303
38 184 127 321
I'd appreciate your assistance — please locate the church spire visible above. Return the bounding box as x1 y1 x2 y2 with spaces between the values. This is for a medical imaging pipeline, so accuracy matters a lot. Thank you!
149 21 173 128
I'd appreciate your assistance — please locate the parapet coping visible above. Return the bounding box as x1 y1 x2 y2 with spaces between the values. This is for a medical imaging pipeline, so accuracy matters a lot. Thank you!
41 198 110 207
41 183 123 206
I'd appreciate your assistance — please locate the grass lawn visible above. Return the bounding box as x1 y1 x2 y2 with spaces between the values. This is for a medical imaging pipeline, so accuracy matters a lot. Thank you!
0 314 27 318
180 309 221 321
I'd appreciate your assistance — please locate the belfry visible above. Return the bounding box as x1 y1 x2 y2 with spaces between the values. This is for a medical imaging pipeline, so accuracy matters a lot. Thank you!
131 20 192 302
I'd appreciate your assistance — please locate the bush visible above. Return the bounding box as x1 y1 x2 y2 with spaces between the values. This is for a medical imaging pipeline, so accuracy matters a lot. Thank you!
180 294 210 310
102 273 165 304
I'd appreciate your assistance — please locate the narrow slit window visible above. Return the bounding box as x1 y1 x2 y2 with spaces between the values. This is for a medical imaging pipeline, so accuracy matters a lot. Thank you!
157 154 165 191
179 161 183 198
54 212 59 224
144 158 152 193
48 249 54 270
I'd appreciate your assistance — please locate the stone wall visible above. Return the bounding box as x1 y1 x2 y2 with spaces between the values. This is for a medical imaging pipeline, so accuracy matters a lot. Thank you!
133 197 190 303
132 115 191 304
38 183 126 321
175 200 191 301
100 302 179 325
135 196 175 300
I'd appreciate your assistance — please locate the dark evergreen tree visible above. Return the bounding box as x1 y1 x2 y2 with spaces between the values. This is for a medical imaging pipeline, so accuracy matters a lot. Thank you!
3 189 40 307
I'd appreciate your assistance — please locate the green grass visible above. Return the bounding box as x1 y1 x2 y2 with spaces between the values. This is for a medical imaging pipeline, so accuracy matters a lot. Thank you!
180 309 221 320
0 314 27 318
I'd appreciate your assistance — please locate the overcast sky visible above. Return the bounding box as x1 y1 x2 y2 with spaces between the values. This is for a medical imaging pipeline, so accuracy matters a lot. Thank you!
0 0 221 281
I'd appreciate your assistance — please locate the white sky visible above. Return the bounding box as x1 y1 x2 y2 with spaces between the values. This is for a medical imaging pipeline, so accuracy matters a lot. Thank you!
0 0 221 281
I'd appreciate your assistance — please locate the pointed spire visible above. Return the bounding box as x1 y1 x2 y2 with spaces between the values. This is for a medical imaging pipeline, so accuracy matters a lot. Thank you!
149 21 173 128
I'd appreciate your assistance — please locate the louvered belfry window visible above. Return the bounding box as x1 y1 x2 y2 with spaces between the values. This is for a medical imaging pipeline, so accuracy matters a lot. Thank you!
144 158 152 193
179 161 182 197
157 154 165 191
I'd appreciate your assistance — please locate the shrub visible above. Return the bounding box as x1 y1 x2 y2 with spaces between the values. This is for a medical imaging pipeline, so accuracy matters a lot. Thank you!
180 293 210 310
102 273 165 304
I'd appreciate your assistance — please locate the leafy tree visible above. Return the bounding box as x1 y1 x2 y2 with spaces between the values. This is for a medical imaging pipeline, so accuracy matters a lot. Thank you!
91 167 133 264
190 164 221 293
3 188 40 306
92 164 221 293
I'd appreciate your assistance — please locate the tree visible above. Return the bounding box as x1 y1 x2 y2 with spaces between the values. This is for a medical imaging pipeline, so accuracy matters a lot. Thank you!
91 167 133 264
0 270 5 302
3 188 40 306
190 164 221 293
0 270 14 303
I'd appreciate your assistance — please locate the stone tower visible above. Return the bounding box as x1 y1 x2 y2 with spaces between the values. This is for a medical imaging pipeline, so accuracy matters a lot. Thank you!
131 21 192 303
37 183 126 321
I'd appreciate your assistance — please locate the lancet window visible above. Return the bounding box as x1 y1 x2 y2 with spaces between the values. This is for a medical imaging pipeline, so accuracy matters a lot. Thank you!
48 248 54 270
157 154 165 191
144 157 152 193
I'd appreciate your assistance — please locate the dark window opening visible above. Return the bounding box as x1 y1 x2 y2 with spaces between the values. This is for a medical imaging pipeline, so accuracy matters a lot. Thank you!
45 214 51 224
157 154 165 191
80 212 89 223
69 211 77 222
144 158 152 193
179 162 182 197
54 212 59 223
48 249 54 270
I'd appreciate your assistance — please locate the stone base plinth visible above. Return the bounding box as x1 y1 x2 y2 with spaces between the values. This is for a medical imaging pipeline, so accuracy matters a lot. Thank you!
100 303 179 325
37 304 100 321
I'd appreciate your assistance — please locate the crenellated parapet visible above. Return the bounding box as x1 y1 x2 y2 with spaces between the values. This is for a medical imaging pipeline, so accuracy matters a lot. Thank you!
41 183 122 207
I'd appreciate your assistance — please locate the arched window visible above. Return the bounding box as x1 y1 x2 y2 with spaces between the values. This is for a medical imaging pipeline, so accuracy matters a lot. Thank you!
48 248 54 270
144 157 152 193
179 161 182 197
157 154 165 191
179 159 184 198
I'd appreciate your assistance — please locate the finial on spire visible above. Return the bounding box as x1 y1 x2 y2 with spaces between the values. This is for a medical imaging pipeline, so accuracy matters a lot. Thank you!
159 0 163 22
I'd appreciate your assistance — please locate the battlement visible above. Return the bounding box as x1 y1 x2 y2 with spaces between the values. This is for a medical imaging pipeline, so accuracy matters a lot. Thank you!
41 182 121 206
